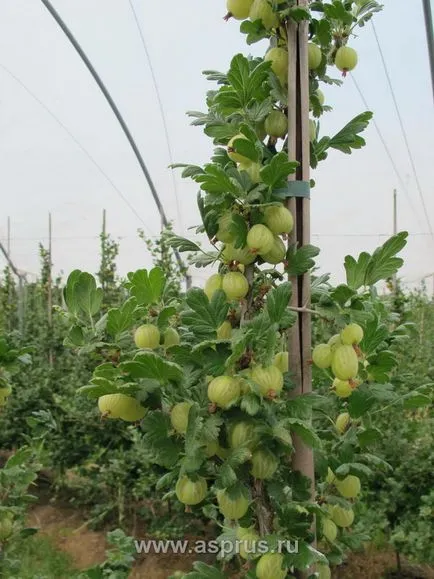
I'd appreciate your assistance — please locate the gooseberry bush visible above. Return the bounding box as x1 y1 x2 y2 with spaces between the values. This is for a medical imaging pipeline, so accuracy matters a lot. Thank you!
59 1 430 577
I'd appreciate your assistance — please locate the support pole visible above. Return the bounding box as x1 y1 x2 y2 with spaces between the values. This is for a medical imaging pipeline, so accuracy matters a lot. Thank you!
7 217 11 255
422 0 434 103
392 189 397 292
39 0 189 287
286 0 315 556
48 213 53 367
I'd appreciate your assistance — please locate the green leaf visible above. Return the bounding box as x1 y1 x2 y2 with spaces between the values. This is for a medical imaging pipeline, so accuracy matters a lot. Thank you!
364 232 408 286
361 318 389 354
240 392 261 416
182 289 229 340
106 297 137 338
229 135 259 163
195 164 239 195
366 350 397 383
286 245 320 276
240 19 269 45
141 411 182 468
330 284 356 307
75 273 103 318
347 386 376 418
121 352 183 383
329 112 373 154
183 562 226 579
267 282 292 324
357 427 382 448
5 447 33 468
227 54 250 106
157 306 177 330
345 233 408 289
402 392 431 409
64 270 82 315
315 18 332 46
166 234 202 253
128 268 165 305
66 325 85 347
323 1 354 25
218 463 238 488
229 213 249 248
335 462 373 478
19 528 39 538
261 153 298 189
344 252 371 290
171 163 205 178
287 418 321 449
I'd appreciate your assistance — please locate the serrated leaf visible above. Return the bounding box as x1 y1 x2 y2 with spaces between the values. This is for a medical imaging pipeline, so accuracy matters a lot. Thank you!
357 427 382 448
67 325 85 347
166 234 202 253
267 282 292 324
106 297 137 338
75 273 103 318
335 462 372 478
141 411 182 468
286 245 320 276
121 353 183 383
402 392 431 409
218 463 238 488
329 112 372 154
240 393 261 416
345 233 408 289
344 252 371 290
287 419 321 449
229 213 249 248
182 289 229 340
183 562 226 579
364 232 408 286
261 153 298 189
64 269 82 315
157 306 177 330
5 447 33 468
330 284 356 307
128 267 165 305
195 164 239 195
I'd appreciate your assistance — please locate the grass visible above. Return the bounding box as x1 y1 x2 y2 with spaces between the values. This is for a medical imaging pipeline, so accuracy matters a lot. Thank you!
2 534 79 579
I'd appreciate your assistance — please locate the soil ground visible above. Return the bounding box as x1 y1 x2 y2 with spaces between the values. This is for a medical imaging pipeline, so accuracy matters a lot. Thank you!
27 492 434 579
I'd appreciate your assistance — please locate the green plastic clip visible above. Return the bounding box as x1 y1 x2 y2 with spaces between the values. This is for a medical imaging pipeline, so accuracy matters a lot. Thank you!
286 181 311 199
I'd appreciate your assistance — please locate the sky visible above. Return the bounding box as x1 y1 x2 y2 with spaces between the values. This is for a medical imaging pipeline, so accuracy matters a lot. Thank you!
0 0 433 292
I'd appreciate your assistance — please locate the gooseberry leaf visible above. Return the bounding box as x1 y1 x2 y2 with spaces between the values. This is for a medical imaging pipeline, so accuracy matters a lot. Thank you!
267 282 292 324
286 245 320 276
182 289 229 340
261 153 298 189
128 267 165 305
106 297 137 339
183 562 226 579
73 273 103 318
121 353 183 383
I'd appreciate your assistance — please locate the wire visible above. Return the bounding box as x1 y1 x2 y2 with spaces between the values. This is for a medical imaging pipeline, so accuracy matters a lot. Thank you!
39 0 187 279
350 74 427 234
0 63 155 237
127 0 183 230
371 20 434 239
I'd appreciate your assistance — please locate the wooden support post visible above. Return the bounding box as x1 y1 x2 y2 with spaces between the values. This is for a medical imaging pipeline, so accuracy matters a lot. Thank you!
287 1 316 574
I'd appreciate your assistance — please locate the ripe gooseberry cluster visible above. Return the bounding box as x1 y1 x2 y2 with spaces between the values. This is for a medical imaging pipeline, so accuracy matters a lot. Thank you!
96 323 181 421
312 323 364 398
